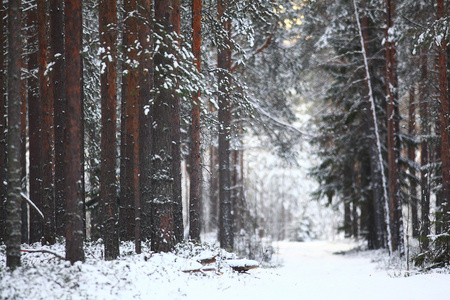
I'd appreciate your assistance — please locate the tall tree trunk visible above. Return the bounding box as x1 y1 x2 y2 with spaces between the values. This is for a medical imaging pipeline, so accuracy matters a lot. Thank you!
119 0 140 250
0 1 7 243
20 48 28 244
171 0 183 244
384 0 403 253
99 0 119 260
217 0 233 250
50 0 66 237
151 0 176 252
28 1 43 244
437 0 450 242
419 48 430 250
354 0 387 250
209 144 219 231
189 0 203 242
138 0 153 242
64 0 85 263
6 0 22 269
408 87 419 238
38 0 55 245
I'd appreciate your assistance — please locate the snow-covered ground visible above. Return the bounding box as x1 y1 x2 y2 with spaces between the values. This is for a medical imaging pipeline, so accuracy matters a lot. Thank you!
1 240 449 300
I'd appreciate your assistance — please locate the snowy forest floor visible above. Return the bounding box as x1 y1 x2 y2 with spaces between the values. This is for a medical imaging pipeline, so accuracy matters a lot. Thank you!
1 239 450 300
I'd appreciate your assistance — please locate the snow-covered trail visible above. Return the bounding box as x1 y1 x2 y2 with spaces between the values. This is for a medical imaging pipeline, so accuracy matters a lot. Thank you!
182 241 450 300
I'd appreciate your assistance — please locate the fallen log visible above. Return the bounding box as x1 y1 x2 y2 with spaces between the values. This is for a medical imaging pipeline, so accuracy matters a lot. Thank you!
182 266 217 275
226 259 259 273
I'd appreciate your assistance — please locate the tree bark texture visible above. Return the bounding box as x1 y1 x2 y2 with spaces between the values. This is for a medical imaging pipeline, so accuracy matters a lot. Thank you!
358 1 385 249
0 1 7 243
437 0 450 239
99 0 119 260
50 0 66 237
419 48 430 250
171 0 184 245
384 0 403 253
38 0 56 245
208 145 219 231
6 0 22 269
119 0 140 250
20 56 28 244
437 0 450 237
138 0 153 241
189 0 203 242
217 0 233 251
28 2 43 244
151 0 176 252
64 0 85 263
408 87 419 238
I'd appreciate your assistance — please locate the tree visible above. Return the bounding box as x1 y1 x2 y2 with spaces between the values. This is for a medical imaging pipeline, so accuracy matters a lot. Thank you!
38 0 56 245
407 86 419 238
0 0 7 243
384 0 403 253
189 0 202 242
99 0 119 260
171 0 183 245
419 48 430 250
64 0 85 263
27 0 43 244
119 0 140 251
436 0 450 256
138 0 153 241
50 0 66 237
217 0 233 251
6 0 22 269
151 0 177 252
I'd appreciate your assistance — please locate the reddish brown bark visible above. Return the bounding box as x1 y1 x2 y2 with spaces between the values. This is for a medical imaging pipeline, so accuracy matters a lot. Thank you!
64 0 85 263
38 0 55 245
218 0 233 251
189 0 203 241
119 0 140 251
384 0 403 252
138 0 153 241
437 0 450 236
100 0 119 260
28 3 43 244
50 0 66 237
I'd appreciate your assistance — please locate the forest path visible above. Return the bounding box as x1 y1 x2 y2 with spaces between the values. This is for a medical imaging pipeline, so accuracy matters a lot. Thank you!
201 240 449 300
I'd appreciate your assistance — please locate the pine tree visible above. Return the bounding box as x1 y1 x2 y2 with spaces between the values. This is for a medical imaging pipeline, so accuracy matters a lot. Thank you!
64 0 85 263
99 0 119 260
0 0 7 243
189 0 203 242
27 0 43 244
217 0 233 251
49 0 66 237
38 0 56 245
151 0 177 252
119 0 140 249
138 0 153 241
6 0 22 269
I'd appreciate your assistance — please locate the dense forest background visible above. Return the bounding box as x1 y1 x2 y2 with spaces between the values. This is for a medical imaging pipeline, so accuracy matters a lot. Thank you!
1 0 450 271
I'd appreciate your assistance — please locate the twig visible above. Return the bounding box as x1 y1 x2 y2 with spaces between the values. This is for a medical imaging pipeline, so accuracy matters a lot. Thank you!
21 249 65 260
